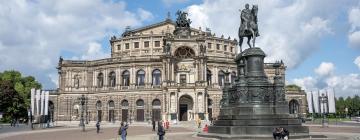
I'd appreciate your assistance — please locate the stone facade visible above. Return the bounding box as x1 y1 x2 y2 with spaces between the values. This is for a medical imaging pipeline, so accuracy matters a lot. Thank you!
50 17 293 123
286 88 308 118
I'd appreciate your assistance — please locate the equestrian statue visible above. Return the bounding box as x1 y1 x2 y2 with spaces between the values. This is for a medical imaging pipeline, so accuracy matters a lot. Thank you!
238 4 259 52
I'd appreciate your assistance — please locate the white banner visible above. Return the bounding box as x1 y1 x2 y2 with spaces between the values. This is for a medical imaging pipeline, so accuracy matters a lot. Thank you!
36 90 41 115
40 91 45 115
45 91 49 115
31 88 35 115
327 89 336 113
306 92 314 113
312 92 320 113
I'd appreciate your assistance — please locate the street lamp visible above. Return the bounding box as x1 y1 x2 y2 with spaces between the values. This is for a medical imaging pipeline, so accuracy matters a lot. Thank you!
78 95 86 132
319 93 328 128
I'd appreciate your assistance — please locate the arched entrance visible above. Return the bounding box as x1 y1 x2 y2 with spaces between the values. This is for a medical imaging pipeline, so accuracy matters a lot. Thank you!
108 100 115 122
289 99 300 114
136 99 145 121
179 95 193 121
96 101 102 122
121 100 129 122
152 99 161 121
208 99 213 121
48 101 54 123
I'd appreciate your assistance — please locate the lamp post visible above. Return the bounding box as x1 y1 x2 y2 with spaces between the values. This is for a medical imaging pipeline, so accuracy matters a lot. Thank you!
78 95 86 132
319 93 328 128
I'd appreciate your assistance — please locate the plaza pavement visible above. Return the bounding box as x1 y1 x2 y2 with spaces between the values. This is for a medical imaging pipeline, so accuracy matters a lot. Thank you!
0 121 360 140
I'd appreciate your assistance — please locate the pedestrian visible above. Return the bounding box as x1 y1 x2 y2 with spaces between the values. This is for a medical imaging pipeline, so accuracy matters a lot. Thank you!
152 120 156 131
273 127 289 140
157 121 165 140
197 118 201 128
119 122 128 140
165 120 169 130
96 121 100 134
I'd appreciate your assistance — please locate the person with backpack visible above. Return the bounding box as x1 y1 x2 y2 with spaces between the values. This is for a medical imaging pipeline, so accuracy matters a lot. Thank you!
96 121 100 134
119 122 128 140
157 121 165 140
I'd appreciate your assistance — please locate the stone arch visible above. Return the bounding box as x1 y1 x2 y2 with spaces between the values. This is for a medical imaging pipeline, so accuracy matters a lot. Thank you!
289 99 300 114
97 73 104 88
136 69 145 86
208 98 213 120
48 101 55 122
108 100 115 122
207 69 212 86
152 69 162 86
136 99 145 121
218 70 225 86
108 71 116 87
121 70 130 86
96 100 102 122
175 46 195 59
120 99 129 122
151 99 161 121
179 94 194 121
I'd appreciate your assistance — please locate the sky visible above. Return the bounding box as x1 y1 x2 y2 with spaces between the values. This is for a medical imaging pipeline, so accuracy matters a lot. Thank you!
0 0 359 97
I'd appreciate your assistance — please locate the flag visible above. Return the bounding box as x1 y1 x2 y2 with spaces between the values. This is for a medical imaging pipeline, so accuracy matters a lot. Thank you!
307 91 313 113
327 89 336 113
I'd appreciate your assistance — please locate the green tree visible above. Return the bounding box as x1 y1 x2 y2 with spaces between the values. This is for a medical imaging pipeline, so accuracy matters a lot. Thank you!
335 97 346 117
285 84 301 91
0 70 41 122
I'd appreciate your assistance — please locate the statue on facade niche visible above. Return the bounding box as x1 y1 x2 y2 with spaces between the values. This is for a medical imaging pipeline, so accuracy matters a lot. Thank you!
199 44 206 54
163 42 171 55
238 4 259 52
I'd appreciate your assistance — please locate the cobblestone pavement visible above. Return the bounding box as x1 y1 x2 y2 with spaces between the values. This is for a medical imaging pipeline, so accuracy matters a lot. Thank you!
1 123 360 140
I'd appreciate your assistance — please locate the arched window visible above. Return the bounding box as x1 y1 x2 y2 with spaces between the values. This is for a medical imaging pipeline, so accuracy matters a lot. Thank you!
121 100 129 108
97 73 104 88
152 69 161 86
207 69 212 86
122 70 130 86
109 71 116 87
136 70 145 86
152 99 161 107
74 75 80 89
218 70 225 86
175 47 195 58
108 100 115 109
136 99 145 107
96 100 102 110
289 99 300 114
231 71 237 83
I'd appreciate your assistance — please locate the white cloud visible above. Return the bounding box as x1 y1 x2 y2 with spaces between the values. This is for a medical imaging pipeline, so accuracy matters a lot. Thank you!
138 8 154 21
348 5 360 48
355 56 360 69
291 62 360 97
293 76 318 91
81 42 109 60
314 62 335 77
186 0 360 68
0 0 152 88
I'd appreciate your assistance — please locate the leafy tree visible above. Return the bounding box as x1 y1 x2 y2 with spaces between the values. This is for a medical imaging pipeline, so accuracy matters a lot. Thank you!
285 84 301 91
0 70 41 123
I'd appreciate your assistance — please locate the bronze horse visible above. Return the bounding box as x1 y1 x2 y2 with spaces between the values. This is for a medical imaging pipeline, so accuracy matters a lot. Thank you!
238 5 259 52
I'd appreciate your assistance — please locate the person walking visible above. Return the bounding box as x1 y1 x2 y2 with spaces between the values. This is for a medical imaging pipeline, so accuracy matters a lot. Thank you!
96 121 100 134
157 121 165 140
119 122 128 140
152 120 156 131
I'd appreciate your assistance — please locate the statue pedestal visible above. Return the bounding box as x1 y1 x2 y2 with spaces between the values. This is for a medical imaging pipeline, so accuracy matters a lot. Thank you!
198 48 309 139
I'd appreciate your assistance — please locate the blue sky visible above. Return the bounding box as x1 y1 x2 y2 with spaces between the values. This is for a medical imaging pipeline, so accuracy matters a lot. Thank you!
0 0 359 97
